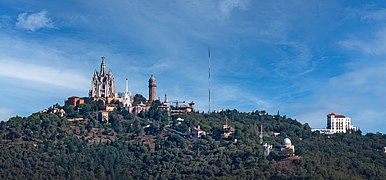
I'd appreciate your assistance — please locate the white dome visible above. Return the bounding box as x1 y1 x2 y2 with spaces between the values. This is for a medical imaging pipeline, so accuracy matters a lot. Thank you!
283 138 291 145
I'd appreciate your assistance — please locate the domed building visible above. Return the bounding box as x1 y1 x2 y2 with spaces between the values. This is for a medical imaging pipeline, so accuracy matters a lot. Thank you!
262 137 296 157
283 138 292 147
281 138 295 155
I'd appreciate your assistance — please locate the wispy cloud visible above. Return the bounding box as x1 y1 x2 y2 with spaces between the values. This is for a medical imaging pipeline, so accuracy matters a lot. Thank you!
1 1 386 133
16 10 54 31
360 8 386 21
218 0 249 16
0 58 89 90
290 62 386 133
339 32 386 55
271 42 317 79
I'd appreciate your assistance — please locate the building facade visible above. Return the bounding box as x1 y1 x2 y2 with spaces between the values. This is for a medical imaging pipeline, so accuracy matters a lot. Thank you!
312 112 357 134
65 96 84 107
89 57 116 99
327 112 356 133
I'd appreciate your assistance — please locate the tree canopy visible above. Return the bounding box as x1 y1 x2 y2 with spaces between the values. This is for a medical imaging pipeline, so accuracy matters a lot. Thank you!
0 103 385 179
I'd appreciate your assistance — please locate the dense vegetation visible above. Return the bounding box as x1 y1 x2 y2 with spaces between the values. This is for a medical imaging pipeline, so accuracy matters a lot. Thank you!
0 102 385 179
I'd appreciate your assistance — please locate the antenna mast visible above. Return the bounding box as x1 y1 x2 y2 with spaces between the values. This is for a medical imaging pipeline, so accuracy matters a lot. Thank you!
208 48 211 113
125 78 128 93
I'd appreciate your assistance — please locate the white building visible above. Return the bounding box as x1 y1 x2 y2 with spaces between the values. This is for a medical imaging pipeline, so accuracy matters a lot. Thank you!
327 112 356 133
191 125 206 138
263 143 273 157
312 112 357 134
280 138 295 155
262 138 295 157
176 117 184 125
122 78 133 109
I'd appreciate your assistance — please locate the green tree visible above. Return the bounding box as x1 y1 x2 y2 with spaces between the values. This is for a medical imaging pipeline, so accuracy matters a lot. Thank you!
133 94 147 105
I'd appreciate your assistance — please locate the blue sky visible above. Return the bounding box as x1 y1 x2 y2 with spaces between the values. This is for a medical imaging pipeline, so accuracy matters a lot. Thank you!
1 0 386 133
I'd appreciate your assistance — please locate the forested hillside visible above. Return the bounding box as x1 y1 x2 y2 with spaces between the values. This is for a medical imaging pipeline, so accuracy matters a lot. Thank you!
0 103 385 179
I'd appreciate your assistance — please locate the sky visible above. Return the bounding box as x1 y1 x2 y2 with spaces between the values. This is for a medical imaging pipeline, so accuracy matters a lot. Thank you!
1 0 386 133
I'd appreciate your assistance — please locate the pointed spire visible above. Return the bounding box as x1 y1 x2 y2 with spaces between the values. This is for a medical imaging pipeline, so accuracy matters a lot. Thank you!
100 56 106 76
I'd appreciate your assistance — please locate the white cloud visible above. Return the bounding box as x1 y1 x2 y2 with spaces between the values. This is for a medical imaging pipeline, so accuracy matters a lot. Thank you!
339 27 386 55
286 61 386 133
0 58 89 90
219 0 249 16
16 10 54 31
361 8 386 21
271 42 317 79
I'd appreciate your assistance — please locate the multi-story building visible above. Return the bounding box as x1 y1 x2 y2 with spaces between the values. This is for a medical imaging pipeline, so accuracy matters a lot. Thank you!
312 112 357 134
327 112 355 133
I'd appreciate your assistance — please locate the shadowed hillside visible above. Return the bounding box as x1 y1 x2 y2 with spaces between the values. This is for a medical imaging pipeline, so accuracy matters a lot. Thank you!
0 103 385 179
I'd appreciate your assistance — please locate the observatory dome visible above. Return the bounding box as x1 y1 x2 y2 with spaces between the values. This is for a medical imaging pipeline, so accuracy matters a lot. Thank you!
283 138 292 146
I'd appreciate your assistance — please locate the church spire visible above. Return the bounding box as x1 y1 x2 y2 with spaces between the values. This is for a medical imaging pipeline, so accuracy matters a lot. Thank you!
100 56 106 76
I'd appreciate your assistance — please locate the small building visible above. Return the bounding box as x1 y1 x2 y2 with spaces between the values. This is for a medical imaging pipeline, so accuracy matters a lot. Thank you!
223 119 234 139
65 96 85 107
176 117 184 126
384 147 386 153
134 102 149 114
191 125 206 138
280 138 295 156
263 143 273 157
262 138 295 157
98 111 109 123
170 101 195 115
52 108 66 117
106 105 116 112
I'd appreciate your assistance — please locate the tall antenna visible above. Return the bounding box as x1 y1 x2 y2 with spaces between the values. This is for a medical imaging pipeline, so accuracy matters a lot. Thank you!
208 47 211 113
125 78 128 93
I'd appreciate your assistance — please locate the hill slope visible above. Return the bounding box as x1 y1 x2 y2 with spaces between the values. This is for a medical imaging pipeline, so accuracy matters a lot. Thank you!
0 106 385 179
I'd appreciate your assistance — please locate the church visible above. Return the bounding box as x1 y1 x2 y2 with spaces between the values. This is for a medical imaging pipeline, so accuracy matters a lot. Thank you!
87 57 158 113
65 56 194 116
89 57 116 99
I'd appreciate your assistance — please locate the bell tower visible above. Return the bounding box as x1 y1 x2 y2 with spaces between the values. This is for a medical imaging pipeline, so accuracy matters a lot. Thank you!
148 75 156 103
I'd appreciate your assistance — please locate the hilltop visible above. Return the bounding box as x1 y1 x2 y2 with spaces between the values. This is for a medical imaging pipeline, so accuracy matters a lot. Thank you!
0 100 385 179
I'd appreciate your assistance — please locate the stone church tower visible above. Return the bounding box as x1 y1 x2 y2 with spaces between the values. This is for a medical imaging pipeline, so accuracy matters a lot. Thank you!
89 57 116 98
148 75 156 103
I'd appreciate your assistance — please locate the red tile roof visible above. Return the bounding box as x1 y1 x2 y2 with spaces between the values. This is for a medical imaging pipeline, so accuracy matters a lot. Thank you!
327 112 346 118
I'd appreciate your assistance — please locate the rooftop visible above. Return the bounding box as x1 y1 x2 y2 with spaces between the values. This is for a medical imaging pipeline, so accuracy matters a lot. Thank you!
327 112 346 118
